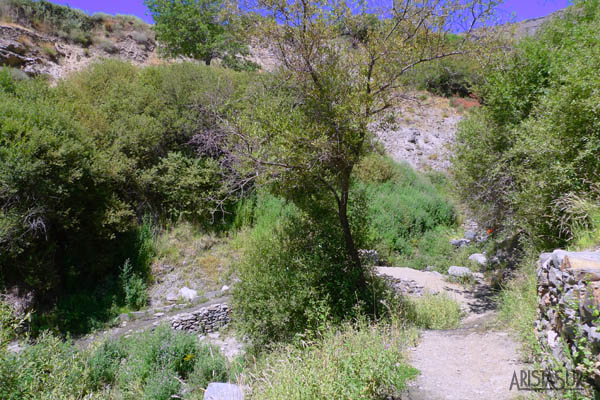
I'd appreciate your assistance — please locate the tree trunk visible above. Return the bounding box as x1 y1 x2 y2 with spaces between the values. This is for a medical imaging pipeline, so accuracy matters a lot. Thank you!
337 172 366 292
204 56 212 66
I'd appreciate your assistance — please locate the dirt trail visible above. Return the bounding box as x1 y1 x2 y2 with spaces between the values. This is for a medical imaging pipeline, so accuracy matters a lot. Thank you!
378 267 525 400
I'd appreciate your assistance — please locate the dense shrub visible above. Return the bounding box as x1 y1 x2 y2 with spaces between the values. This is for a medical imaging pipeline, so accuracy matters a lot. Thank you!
453 0 600 248
232 191 372 347
233 157 457 347
0 61 251 332
356 156 456 262
0 333 90 400
0 75 134 294
404 55 482 97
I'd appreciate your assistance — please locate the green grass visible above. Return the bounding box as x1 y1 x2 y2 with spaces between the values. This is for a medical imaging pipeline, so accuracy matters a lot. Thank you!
245 319 419 400
405 293 462 330
0 324 231 400
497 254 542 359
355 155 458 265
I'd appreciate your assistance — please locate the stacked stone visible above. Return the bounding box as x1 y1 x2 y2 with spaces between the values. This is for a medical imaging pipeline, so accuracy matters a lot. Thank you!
536 250 600 376
380 275 425 297
171 303 230 333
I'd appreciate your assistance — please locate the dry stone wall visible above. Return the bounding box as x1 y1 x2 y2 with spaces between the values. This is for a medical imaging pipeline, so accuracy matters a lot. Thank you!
170 303 230 333
536 249 600 384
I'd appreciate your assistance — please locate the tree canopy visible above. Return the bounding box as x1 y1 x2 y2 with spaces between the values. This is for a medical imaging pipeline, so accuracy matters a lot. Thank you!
145 0 253 68
209 0 500 292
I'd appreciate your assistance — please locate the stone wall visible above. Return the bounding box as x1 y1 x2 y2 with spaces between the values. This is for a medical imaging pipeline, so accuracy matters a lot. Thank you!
170 303 230 333
536 249 600 384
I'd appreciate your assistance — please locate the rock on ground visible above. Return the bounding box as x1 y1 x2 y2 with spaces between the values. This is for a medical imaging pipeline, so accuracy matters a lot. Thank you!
178 287 198 301
468 253 487 266
204 383 244 400
447 266 472 278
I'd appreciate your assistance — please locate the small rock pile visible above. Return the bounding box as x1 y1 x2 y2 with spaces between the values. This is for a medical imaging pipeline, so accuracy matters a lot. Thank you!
171 303 230 333
358 249 380 265
536 250 600 383
381 275 425 297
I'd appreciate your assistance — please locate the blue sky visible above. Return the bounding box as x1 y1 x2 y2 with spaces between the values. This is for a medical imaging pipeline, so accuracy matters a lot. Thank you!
50 0 571 25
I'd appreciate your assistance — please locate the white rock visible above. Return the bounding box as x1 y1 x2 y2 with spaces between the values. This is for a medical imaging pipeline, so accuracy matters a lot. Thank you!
166 293 178 302
178 287 198 301
221 285 230 293
468 253 487 266
204 383 244 400
448 266 472 278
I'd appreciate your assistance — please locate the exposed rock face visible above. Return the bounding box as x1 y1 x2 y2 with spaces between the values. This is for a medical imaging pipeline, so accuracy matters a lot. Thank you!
374 95 464 172
0 23 157 81
536 249 600 386
170 303 230 333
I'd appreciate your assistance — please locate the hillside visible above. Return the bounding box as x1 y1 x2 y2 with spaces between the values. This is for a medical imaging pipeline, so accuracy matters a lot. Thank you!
0 0 563 81
0 0 158 80
0 0 279 80
6 0 600 399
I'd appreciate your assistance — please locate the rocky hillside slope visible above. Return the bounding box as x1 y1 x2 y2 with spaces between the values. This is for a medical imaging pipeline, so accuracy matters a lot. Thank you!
0 0 563 82
0 22 157 80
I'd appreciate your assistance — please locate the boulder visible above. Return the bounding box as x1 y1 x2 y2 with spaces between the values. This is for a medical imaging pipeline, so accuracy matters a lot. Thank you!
450 239 470 248
464 230 477 241
178 287 198 302
468 253 487 266
448 266 472 278
204 383 244 400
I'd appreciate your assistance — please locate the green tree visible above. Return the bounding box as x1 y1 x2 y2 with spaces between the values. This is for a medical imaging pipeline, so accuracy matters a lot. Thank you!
145 0 249 67
218 0 499 293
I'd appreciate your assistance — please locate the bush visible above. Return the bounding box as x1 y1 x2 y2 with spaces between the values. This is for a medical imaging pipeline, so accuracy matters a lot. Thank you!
247 320 418 400
96 38 118 53
232 191 372 348
402 51 482 97
120 260 149 310
404 293 462 330
0 333 90 400
356 158 456 262
1 61 252 332
453 0 600 248
0 325 231 399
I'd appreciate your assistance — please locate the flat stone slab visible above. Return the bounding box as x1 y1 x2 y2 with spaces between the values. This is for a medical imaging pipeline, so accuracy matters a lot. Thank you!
204 383 244 400
448 266 472 278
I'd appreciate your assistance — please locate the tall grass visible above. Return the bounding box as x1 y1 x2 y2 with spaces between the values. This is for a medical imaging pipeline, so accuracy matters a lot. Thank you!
245 319 419 400
404 293 462 330
355 154 458 266
0 325 231 400
498 255 541 358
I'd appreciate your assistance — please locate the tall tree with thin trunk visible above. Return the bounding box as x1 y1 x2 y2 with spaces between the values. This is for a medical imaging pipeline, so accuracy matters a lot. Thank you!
205 0 499 293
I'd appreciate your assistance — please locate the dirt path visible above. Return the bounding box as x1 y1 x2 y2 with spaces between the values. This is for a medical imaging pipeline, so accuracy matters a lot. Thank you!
377 268 526 400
